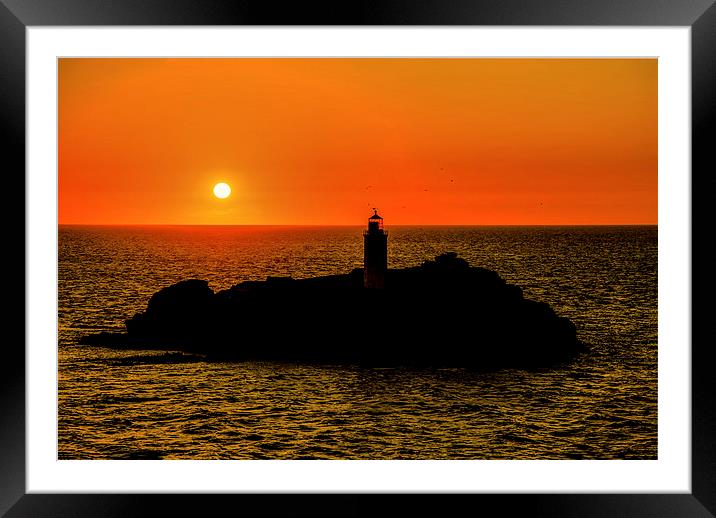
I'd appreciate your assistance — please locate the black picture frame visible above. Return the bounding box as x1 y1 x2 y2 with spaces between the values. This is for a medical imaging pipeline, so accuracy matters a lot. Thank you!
4 0 714 516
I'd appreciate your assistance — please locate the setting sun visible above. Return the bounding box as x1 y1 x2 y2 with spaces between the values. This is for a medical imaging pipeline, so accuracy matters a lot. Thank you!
213 182 231 199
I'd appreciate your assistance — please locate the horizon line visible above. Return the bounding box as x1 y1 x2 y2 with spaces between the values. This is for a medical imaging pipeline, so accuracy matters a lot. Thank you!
58 222 659 227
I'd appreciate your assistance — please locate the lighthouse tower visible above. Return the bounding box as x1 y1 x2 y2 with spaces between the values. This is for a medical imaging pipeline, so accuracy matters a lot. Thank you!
363 209 388 289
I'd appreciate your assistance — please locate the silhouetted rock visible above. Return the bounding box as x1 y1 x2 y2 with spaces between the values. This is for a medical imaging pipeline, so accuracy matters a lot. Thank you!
80 253 585 369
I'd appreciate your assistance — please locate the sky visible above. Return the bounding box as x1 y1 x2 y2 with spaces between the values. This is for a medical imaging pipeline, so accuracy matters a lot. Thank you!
58 58 657 225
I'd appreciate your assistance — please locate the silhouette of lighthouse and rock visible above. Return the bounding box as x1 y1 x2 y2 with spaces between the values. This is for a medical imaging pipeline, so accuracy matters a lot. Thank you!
81 211 585 368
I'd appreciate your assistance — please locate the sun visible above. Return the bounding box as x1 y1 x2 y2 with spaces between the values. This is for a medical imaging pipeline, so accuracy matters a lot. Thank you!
213 182 231 199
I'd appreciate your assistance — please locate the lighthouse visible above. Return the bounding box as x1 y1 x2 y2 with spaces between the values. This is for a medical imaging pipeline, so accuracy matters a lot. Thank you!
363 209 388 289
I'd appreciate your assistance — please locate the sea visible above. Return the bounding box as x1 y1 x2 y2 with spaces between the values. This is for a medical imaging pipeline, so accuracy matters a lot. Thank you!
58 225 657 460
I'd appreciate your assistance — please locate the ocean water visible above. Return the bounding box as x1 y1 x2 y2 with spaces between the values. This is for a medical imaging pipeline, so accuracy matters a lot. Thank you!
58 225 657 459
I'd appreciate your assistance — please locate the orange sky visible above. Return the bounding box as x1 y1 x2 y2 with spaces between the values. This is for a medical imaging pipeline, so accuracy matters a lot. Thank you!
58 58 657 225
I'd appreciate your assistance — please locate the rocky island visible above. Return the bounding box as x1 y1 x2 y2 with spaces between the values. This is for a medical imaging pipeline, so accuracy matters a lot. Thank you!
81 259 584 370
81 212 584 368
